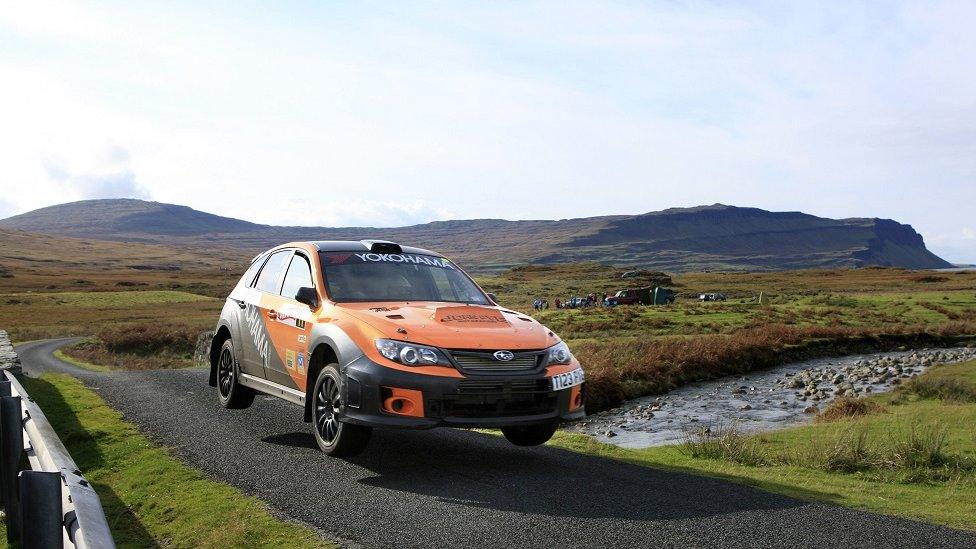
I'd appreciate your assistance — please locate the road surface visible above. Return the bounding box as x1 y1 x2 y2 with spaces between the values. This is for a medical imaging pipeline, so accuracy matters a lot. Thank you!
16 338 976 548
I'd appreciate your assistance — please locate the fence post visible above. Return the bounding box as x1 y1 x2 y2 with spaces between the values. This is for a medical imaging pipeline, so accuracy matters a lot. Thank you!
1 395 25 543
19 470 63 549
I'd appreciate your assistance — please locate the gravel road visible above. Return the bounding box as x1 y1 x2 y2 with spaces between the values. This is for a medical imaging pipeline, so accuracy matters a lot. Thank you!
16 338 976 548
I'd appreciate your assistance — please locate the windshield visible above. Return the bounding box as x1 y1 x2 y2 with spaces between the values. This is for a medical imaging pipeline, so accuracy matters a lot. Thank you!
319 252 490 305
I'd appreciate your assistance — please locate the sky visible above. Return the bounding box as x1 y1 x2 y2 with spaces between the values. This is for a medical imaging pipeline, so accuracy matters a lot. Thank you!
0 1 974 262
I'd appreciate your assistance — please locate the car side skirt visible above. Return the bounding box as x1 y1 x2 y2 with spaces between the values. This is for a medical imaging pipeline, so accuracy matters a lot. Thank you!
239 373 306 406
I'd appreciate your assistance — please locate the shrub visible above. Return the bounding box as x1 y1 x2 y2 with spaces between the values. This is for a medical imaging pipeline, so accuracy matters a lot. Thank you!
680 424 766 466
881 422 950 469
818 429 872 473
904 376 976 403
816 397 885 422
910 275 949 283
98 324 198 356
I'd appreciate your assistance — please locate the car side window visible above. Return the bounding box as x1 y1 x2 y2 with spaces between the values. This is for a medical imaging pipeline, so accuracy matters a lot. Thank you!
239 257 264 288
280 254 314 300
254 250 293 294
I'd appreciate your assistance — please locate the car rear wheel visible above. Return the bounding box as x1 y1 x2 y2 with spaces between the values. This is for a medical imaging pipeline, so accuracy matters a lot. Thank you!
501 422 558 446
216 339 254 409
312 364 371 456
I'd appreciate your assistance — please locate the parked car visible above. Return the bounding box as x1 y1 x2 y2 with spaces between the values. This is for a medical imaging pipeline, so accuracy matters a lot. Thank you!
209 240 585 456
564 296 591 308
607 288 652 306
606 287 676 306
698 292 727 302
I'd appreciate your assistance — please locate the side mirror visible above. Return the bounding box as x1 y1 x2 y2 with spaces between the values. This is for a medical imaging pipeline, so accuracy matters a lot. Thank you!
295 287 319 309
486 292 498 304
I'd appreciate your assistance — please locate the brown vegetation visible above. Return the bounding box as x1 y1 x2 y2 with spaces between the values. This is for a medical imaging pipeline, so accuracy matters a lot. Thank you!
816 396 885 422
63 323 201 370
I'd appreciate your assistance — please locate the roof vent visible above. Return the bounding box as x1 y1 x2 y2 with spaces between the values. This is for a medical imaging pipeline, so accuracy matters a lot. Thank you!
362 240 402 254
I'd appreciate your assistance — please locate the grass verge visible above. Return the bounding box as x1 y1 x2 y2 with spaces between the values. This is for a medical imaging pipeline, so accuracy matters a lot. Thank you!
1 373 333 548
54 346 115 373
550 359 976 531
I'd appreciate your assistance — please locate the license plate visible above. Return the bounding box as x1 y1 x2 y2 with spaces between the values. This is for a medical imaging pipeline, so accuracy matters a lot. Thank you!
551 368 585 391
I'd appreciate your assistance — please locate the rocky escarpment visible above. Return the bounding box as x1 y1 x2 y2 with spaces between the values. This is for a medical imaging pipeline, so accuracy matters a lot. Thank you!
0 199 953 272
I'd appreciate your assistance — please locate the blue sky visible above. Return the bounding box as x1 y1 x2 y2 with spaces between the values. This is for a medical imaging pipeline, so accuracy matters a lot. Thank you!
0 1 974 262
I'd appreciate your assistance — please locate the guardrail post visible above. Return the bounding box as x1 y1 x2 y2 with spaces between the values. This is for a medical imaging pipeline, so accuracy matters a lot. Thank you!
19 470 63 549
1 395 25 543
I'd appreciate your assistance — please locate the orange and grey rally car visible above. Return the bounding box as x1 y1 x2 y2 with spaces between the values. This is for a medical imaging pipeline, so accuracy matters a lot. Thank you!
208 240 585 456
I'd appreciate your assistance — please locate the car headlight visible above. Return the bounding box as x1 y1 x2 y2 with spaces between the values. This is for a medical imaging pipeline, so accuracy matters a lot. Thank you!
375 339 451 366
546 341 574 365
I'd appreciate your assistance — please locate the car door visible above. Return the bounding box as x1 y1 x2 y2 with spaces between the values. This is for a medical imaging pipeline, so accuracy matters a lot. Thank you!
263 251 316 391
239 249 294 380
226 253 268 365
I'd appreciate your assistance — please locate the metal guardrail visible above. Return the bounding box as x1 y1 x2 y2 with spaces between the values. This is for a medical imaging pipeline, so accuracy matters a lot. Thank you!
0 335 115 548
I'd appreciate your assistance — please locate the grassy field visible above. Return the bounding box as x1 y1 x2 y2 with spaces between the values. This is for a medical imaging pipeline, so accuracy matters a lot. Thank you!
479 264 976 410
0 373 333 549
2 241 975 409
549 359 976 530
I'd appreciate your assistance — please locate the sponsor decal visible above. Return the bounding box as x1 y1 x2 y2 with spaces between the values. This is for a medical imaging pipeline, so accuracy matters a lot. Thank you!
324 252 456 270
286 349 296 370
243 304 271 368
274 310 306 329
297 334 307 344
441 313 507 323
296 352 305 374
325 253 353 264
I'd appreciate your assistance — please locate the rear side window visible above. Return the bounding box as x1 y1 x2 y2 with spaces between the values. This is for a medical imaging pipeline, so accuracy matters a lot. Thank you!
280 254 313 300
254 250 293 293
239 255 267 288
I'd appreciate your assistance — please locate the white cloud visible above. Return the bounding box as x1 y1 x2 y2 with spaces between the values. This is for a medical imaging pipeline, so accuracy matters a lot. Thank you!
0 199 15 219
241 198 455 228
962 228 976 240
42 144 149 201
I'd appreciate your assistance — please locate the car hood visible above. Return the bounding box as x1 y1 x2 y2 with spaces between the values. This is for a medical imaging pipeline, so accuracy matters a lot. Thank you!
336 302 558 350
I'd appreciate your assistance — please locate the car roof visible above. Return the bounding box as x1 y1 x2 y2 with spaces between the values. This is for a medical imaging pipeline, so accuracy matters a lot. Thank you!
251 240 443 266
309 240 440 256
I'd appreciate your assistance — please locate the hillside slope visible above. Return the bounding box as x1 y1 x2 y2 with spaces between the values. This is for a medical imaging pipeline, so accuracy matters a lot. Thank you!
0 199 951 271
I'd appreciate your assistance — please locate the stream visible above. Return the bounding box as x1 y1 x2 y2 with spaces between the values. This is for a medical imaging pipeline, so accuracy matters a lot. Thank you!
572 346 976 448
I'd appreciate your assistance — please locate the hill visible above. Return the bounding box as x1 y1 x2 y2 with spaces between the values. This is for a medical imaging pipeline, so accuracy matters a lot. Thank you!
0 228 236 295
0 199 951 272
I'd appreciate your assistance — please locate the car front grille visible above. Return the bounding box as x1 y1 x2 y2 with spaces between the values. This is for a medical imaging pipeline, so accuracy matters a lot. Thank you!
448 350 544 374
435 378 555 418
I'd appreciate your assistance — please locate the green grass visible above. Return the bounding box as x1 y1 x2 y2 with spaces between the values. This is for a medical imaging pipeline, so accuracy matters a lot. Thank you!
1 374 333 548
0 290 215 307
549 359 976 531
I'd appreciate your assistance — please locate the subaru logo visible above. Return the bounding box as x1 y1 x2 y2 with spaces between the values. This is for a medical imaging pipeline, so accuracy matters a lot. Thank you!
493 350 515 361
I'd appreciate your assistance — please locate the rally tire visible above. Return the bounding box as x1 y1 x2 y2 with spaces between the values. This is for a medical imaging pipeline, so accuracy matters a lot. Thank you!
216 339 255 409
501 422 558 446
312 364 372 457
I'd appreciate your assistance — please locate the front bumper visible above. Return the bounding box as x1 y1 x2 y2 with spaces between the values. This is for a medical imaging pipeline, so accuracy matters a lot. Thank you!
339 355 585 429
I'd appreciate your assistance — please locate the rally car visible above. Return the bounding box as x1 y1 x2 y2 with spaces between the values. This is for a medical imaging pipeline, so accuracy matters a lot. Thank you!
208 240 585 456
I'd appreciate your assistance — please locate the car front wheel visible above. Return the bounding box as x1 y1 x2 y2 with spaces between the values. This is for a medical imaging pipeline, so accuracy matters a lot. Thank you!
312 364 372 456
501 422 558 446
